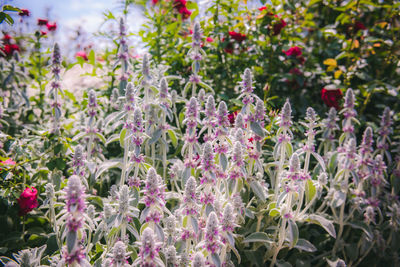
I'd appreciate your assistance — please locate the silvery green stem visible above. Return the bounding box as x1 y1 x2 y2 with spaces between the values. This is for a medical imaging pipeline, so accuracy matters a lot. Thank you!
271 218 287 267
162 142 167 180
332 171 349 255
121 137 130 186
87 135 93 162
274 141 286 200
192 83 196 97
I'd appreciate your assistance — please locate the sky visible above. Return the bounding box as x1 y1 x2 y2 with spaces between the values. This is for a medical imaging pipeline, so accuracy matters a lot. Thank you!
1 0 145 52
5 0 144 33
0 0 264 53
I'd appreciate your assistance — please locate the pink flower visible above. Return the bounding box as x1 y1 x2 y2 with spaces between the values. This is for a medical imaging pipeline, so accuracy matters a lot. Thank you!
76 51 88 61
1 158 16 165
206 37 214 43
258 6 267 11
17 187 38 216
46 22 57 31
283 46 302 57
174 0 192 20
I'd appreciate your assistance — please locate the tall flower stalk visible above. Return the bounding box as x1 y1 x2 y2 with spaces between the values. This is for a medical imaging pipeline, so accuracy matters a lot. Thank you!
49 43 62 134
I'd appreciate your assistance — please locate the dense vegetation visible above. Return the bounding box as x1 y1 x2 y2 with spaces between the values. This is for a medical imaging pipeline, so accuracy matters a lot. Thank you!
0 0 399 266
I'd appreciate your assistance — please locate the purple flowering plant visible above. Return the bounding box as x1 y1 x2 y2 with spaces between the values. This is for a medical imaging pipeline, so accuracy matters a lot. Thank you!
0 7 399 267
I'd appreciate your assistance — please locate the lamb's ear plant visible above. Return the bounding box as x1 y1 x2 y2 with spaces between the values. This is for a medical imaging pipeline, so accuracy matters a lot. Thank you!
2 14 400 267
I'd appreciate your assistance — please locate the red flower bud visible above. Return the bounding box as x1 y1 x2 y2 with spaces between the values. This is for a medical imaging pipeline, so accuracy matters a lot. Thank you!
19 9 30 16
38 18 48 26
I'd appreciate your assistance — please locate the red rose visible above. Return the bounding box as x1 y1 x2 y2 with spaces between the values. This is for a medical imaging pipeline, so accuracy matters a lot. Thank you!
354 21 366 32
38 18 48 25
229 31 246 42
1 44 20 56
152 0 159 4
174 0 191 20
179 7 192 19
273 19 286 35
206 37 214 43
41 31 47 36
259 6 267 11
283 46 302 57
321 88 343 110
46 22 57 31
221 38 233 54
76 51 88 61
17 187 38 216
19 9 30 16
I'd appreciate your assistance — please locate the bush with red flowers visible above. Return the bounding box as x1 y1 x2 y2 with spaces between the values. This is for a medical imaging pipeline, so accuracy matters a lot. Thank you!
17 187 39 216
174 0 191 20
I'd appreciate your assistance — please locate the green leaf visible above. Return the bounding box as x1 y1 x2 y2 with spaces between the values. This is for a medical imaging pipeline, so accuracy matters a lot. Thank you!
220 153 227 171
4 13 13 25
307 214 336 238
391 174 400 194
148 129 162 145
269 208 280 217
243 232 272 243
305 179 316 203
295 238 316 252
120 128 127 147
167 129 178 147
66 230 77 253
250 180 266 201
287 219 299 248
211 253 221 267
2 5 20 12
0 13 5 24
250 121 265 137
95 160 121 179
348 221 373 240
88 49 95 65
